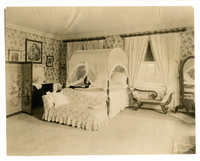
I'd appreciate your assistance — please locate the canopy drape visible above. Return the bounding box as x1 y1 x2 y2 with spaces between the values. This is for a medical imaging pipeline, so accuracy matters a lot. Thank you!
66 40 104 77
66 48 128 88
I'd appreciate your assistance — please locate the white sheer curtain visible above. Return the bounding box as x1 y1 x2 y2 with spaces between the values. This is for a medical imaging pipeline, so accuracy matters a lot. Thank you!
150 33 181 108
67 42 83 61
67 40 104 61
125 36 149 87
83 40 104 50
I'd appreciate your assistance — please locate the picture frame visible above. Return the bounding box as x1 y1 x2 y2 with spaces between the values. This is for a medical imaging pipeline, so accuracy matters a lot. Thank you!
25 39 42 63
46 56 54 67
8 50 21 62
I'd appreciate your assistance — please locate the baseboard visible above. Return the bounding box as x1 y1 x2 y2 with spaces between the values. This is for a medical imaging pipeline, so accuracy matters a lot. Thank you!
6 111 22 118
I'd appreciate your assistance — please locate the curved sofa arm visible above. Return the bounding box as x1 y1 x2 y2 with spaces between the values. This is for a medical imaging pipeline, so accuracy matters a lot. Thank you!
128 87 141 102
160 92 173 105
42 95 54 109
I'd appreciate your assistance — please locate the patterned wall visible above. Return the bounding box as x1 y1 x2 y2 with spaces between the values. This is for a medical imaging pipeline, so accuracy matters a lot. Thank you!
5 28 62 84
180 26 194 61
59 42 67 87
103 35 125 50
102 27 195 61
6 26 194 87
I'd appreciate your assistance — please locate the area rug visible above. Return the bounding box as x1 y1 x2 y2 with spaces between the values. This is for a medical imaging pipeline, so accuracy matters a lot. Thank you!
172 142 196 154
168 112 195 124
6 113 175 155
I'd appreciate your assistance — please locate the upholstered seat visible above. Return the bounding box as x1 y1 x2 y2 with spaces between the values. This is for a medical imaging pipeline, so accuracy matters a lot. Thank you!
131 88 173 114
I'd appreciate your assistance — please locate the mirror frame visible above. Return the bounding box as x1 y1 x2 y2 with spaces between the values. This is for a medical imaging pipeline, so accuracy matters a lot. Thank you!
182 56 195 82
180 55 195 94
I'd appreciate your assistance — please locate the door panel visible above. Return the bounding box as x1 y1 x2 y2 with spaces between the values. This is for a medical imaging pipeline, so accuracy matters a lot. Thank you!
6 63 22 116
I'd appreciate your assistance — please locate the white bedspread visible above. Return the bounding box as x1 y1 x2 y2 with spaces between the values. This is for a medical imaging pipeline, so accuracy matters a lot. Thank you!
75 88 129 117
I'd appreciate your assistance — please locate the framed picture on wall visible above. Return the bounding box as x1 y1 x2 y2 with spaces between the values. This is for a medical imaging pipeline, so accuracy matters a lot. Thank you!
25 39 42 63
8 50 21 62
46 56 54 67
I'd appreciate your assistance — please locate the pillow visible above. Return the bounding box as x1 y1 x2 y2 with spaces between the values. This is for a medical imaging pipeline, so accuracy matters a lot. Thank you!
89 71 107 89
42 95 54 108
46 92 69 107
136 88 166 101
110 72 127 86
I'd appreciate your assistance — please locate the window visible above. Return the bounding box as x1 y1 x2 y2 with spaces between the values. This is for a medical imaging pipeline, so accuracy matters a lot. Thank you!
135 41 165 87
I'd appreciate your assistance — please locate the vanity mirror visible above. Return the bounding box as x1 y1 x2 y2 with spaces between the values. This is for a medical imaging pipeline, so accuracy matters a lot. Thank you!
175 56 195 112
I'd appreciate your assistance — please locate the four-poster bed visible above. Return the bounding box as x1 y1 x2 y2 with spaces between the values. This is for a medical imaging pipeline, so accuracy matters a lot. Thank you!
42 48 130 131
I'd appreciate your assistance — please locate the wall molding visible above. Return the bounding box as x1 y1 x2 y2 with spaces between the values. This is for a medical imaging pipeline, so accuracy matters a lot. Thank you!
6 23 60 40
6 22 194 41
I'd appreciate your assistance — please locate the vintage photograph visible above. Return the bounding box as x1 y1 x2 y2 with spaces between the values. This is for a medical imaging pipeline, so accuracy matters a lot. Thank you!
8 50 21 62
46 56 54 67
25 39 42 63
3 5 196 158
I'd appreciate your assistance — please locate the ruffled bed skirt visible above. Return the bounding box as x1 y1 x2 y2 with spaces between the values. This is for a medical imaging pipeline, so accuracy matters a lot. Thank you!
42 104 109 131
41 87 128 131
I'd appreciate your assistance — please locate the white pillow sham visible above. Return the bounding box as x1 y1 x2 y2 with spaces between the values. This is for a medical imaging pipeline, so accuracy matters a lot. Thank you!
110 72 127 86
89 71 107 89
46 92 69 108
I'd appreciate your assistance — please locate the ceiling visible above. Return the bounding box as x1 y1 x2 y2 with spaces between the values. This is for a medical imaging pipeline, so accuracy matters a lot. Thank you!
5 6 194 40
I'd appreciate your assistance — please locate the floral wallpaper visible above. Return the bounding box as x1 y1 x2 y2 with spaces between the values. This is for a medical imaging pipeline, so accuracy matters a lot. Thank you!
103 35 124 50
6 26 194 88
59 42 67 87
180 26 194 61
5 28 62 84
102 27 195 61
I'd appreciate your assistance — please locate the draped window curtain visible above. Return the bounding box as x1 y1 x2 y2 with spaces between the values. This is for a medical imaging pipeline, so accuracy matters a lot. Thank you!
125 33 180 109
125 36 149 87
150 33 181 108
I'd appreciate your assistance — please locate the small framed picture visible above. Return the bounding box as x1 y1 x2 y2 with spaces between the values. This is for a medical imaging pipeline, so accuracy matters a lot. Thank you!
46 56 54 67
8 50 21 62
25 39 42 63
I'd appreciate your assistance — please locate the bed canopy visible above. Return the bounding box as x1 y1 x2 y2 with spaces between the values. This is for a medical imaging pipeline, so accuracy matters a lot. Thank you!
66 48 128 88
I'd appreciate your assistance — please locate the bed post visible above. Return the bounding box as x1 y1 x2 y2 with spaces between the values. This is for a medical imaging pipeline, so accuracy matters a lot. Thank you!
106 80 110 116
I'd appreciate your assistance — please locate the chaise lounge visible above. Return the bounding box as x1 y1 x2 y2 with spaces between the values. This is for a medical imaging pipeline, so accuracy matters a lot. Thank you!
130 87 173 114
